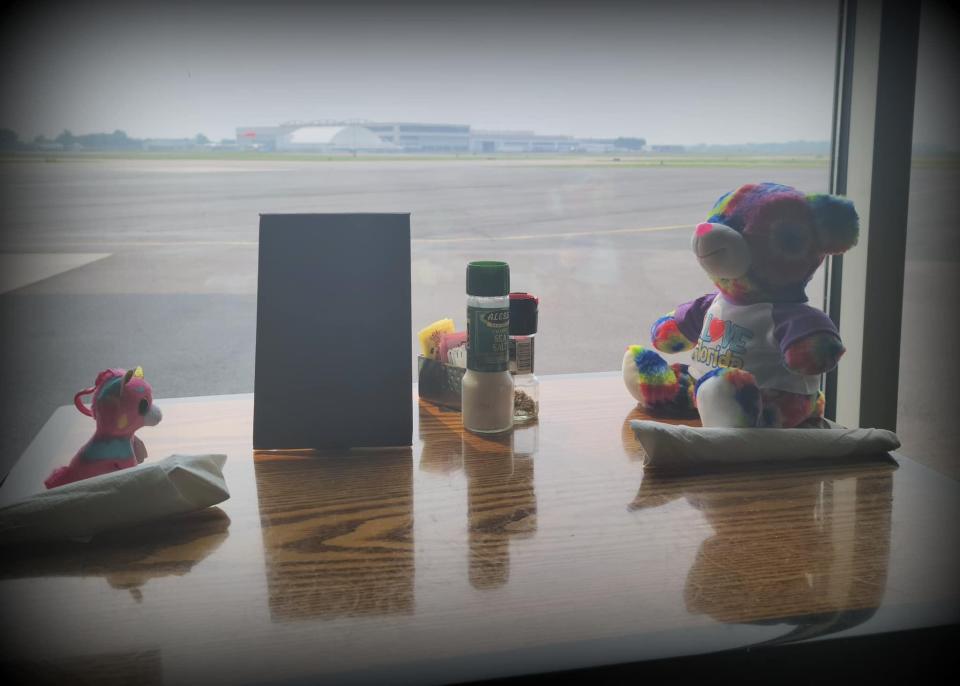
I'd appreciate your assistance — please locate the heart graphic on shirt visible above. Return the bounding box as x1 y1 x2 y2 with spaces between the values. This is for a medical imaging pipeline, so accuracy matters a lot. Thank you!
709 318 726 341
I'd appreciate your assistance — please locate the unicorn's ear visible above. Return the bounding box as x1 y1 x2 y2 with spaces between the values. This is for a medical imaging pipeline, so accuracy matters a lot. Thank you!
807 193 859 254
120 368 136 394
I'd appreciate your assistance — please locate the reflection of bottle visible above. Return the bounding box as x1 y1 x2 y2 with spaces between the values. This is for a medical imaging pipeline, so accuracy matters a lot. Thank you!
509 293 539 423
463 431 514 589
462 261 514 434
512 420 539 460
462 430 538 590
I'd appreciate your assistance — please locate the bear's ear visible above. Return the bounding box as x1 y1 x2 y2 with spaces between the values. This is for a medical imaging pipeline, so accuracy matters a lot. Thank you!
807 193 859 254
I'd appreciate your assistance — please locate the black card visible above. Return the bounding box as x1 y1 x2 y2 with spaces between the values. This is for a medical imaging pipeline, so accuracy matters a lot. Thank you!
254 213 412 449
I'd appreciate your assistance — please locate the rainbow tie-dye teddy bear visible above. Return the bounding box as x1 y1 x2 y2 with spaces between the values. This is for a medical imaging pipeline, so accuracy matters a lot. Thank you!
623 182 859 428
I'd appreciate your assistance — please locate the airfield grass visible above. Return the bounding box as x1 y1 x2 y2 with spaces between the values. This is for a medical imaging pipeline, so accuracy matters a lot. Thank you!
0 150 833 168
4 150 953 169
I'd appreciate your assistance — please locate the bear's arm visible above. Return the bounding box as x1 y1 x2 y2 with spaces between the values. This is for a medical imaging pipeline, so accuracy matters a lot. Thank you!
650 292 717 353
772 304 845 375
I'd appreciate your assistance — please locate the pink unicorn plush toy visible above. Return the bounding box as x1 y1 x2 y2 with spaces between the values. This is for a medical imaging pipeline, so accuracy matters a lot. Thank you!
44 367 163 489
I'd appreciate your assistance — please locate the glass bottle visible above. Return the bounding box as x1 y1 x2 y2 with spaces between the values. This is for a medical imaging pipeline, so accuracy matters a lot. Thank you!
509 292 539 422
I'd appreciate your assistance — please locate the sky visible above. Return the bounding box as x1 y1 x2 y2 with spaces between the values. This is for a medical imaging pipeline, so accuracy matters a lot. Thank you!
1 0 844 145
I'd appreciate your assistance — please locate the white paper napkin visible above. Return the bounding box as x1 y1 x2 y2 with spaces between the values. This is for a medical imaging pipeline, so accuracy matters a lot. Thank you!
0 454 230 544
631 420 900 470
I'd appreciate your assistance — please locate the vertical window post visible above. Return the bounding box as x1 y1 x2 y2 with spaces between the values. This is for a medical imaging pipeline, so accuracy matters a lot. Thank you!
826 0 920 430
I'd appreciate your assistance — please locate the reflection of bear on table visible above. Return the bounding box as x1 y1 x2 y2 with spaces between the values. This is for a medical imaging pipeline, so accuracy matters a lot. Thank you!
630 461 895 638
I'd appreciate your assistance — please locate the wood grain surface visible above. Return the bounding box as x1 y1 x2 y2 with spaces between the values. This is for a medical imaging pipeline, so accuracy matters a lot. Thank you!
1 374 958 685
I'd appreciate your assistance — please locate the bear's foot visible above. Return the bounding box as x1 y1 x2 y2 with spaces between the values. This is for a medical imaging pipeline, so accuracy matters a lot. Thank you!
695 367 762 428
623 346 695 415
760 389 825 428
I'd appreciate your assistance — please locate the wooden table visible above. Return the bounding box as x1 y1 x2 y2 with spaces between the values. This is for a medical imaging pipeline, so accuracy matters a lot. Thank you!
1 373 958 684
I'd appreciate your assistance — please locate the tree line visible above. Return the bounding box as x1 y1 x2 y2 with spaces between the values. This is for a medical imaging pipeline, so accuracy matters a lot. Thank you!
0 129 212 151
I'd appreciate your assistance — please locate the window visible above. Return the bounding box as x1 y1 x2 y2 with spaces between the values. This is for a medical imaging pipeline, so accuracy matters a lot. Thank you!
896 0 960 479
1 1 841 476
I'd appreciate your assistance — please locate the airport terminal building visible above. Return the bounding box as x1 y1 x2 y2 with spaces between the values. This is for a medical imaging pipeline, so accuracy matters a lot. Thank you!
364 123 470 152
275 125 397 153
468 130 578 153
236 121 470 153
236 121 644 154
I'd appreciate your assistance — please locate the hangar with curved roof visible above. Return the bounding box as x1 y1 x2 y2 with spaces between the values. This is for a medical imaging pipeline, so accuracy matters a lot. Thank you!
276 125 397 152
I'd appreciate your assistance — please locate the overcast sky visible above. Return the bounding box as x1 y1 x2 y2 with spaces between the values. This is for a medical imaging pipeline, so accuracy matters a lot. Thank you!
2 0 844 144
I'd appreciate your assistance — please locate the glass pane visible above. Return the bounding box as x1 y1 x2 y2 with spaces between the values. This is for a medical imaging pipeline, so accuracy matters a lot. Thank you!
0 1 837 474
896 0 960 479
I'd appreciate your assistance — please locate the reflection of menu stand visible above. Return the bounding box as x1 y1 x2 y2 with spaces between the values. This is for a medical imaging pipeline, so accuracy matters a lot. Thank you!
631 461 895 639
463 427 538 589
254 450 414 621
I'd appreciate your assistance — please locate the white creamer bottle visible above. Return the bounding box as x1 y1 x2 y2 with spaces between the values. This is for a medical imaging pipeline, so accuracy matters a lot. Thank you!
462 261 514 434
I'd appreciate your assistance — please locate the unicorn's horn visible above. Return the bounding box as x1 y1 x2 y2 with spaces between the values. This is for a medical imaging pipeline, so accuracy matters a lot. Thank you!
120 368 136 395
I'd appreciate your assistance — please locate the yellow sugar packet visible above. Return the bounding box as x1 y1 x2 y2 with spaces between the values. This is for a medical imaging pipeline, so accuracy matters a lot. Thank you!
418 318 455 360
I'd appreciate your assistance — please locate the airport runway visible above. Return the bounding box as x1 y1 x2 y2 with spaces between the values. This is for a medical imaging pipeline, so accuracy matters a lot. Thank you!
1 158 955 478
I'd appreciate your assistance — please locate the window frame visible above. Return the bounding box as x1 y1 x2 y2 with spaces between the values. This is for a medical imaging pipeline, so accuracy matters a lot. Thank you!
824 0 921 430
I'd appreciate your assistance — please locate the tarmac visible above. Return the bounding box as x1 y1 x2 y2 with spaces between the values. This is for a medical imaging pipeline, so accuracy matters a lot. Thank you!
0 158 955 479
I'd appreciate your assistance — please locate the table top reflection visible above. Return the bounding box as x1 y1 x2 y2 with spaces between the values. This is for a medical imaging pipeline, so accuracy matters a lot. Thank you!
1 373 958 685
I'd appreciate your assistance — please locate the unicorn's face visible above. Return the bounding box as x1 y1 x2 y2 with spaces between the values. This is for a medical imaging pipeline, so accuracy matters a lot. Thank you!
92 367 162 437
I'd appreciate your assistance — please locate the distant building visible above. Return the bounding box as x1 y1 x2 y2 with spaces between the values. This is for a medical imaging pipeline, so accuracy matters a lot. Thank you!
576 138 619 153
236 126 286 151
141 138 196 151
236 120 647 155
365 122 470 152
649 145 686 154
276 125 397 152
237 121 470 152
469 130 578 153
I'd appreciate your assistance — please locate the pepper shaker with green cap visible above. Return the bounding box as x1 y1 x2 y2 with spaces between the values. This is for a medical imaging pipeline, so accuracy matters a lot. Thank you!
462 261 514 434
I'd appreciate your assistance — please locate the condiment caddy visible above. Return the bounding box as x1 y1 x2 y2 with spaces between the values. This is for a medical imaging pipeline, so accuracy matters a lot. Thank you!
416 261 539 433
